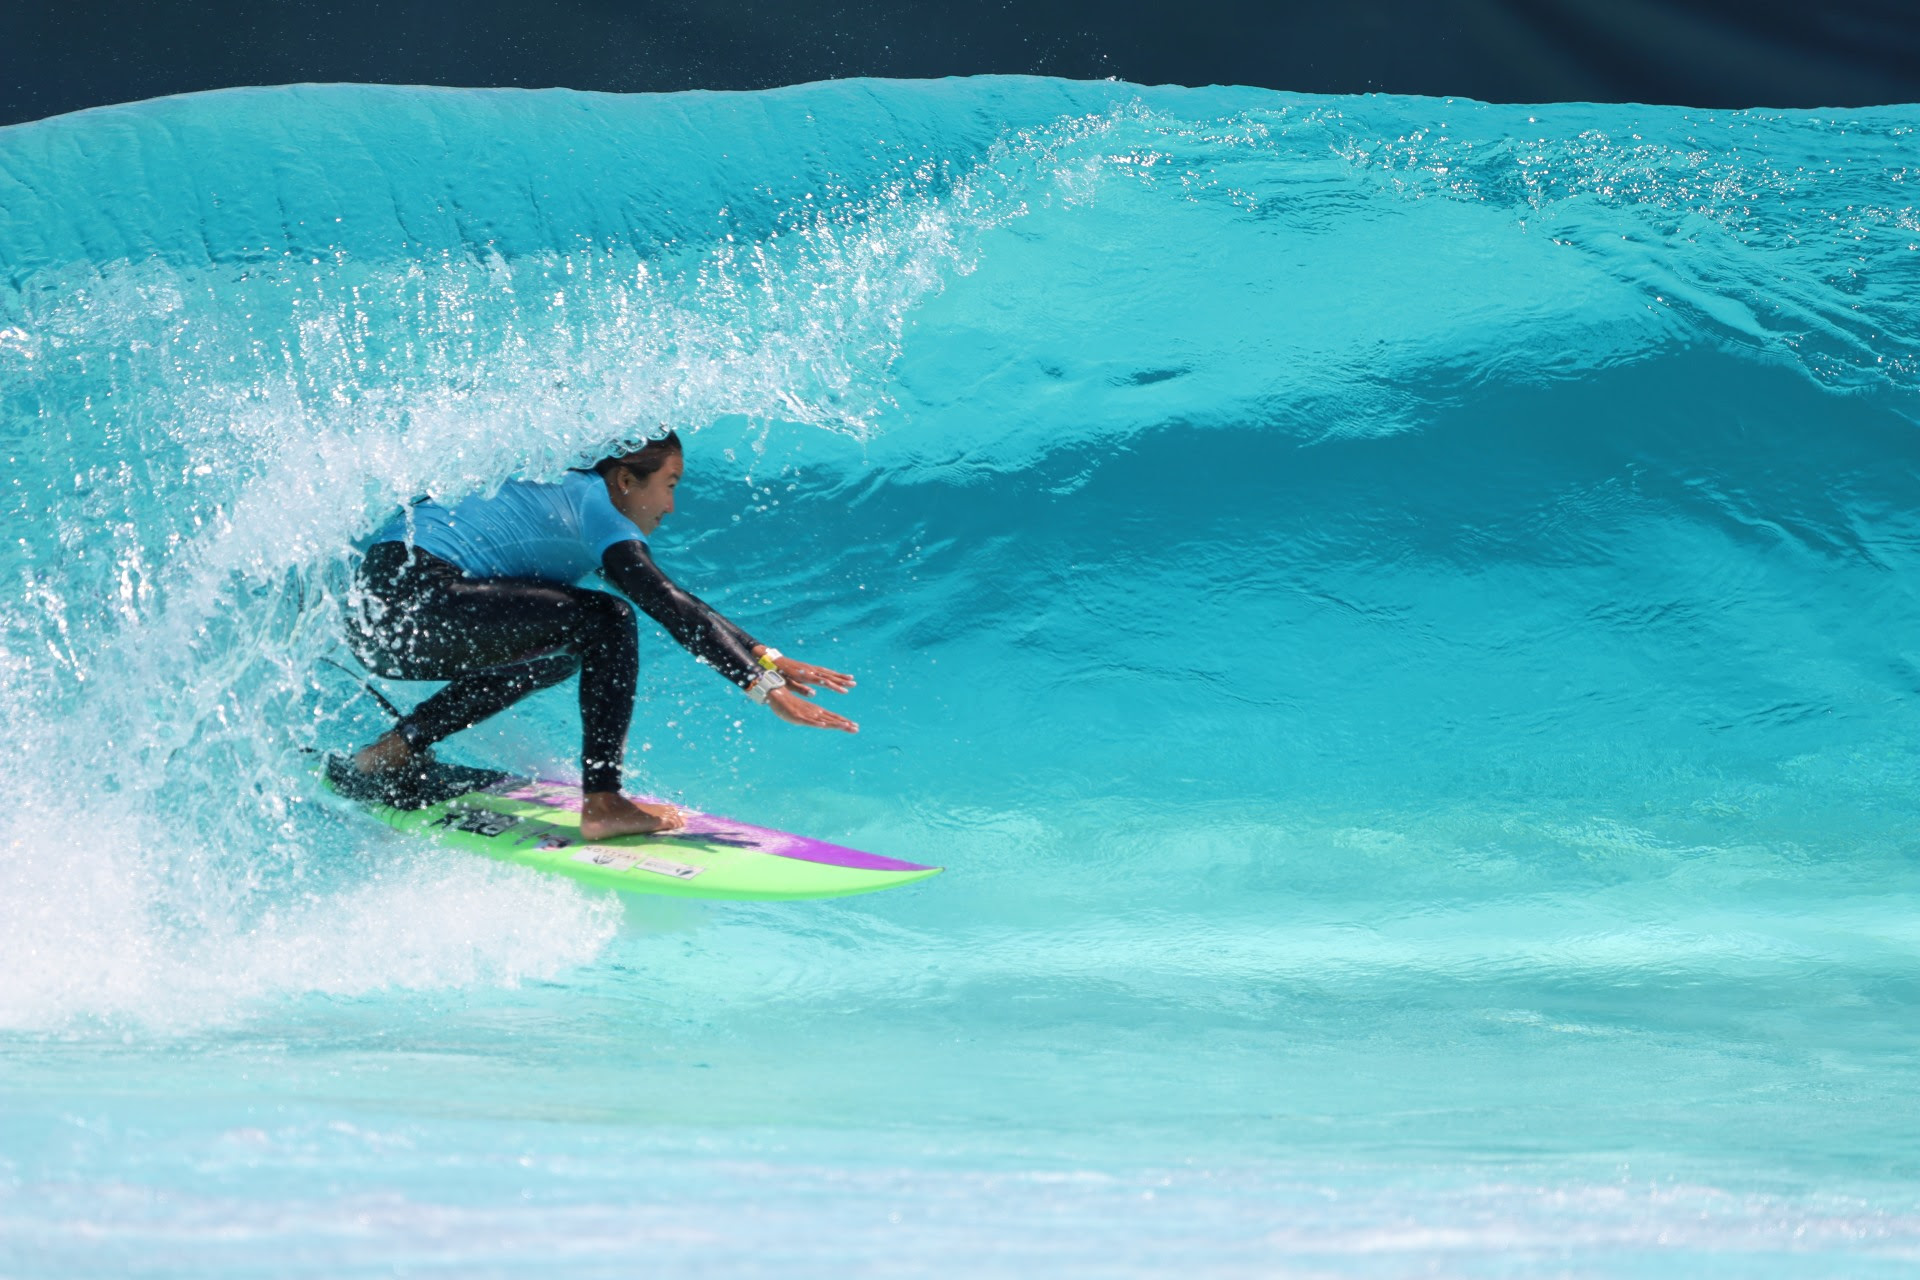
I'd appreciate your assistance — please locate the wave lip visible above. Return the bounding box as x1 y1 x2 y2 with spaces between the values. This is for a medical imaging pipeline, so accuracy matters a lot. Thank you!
0 77 1162 283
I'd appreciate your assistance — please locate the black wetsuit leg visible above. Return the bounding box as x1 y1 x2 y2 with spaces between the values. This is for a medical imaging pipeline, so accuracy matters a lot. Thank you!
347 541 638 793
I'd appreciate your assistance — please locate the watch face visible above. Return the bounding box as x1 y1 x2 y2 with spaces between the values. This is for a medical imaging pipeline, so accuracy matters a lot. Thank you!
746 671 782 704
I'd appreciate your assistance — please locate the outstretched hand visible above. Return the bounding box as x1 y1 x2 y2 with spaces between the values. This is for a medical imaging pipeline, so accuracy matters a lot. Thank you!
770 654 856 698
764 656 858 733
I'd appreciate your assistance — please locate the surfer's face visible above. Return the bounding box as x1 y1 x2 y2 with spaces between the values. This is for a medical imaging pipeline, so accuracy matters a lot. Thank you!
611 453 683 534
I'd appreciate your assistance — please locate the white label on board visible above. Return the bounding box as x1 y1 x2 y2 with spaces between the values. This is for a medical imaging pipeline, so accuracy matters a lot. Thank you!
570 848 703 879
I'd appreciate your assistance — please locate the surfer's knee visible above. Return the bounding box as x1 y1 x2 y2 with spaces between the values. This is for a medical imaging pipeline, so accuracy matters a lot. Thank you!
572 590 637 663
580 590 636 636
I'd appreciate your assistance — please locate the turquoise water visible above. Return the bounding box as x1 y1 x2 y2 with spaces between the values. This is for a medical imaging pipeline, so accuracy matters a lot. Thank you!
4 77 1920 1274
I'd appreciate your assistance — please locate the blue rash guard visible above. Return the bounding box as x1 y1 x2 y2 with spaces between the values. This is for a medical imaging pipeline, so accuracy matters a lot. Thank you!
372 470 646 583
364 468 764 693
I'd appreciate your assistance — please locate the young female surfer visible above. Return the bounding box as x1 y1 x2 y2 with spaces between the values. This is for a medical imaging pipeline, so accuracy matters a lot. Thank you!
344 432 856 839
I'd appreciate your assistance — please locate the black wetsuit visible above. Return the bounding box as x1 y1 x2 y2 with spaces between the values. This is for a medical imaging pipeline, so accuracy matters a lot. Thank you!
348 538 762 794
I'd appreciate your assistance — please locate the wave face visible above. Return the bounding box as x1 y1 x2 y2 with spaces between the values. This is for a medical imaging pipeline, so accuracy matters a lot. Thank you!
5 78 1920 1270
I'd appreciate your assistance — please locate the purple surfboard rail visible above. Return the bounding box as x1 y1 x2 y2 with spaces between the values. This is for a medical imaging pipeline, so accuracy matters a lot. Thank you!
489 780 933 874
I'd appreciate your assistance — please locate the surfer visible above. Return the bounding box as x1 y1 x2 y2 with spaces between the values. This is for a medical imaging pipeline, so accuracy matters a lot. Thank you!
342 431 857 839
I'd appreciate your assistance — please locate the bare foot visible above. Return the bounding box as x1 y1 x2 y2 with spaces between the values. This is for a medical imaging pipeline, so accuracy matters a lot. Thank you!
352 729 431 775
580 791 684 839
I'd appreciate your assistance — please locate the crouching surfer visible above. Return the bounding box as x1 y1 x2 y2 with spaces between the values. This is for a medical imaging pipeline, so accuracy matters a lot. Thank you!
343 431 856 839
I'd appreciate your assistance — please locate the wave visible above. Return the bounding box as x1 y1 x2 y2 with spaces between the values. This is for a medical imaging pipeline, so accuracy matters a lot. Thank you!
2 77 1919 1031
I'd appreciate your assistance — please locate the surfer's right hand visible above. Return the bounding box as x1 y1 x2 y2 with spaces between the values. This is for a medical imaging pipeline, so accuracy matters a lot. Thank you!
771 655 856 696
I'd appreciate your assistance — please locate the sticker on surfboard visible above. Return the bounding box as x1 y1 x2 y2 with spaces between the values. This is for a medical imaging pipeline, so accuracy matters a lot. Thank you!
570 847 704 879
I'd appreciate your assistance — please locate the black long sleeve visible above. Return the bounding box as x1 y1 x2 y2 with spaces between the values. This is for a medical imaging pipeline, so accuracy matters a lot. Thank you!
600 539 762 689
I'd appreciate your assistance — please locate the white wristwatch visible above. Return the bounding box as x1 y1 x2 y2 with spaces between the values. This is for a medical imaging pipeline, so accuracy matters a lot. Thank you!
745 668 787 705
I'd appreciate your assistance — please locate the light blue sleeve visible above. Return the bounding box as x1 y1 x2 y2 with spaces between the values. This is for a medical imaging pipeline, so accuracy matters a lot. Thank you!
573 470 648 560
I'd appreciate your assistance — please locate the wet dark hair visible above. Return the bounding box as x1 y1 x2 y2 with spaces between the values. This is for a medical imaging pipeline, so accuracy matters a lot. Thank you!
592 431 683 482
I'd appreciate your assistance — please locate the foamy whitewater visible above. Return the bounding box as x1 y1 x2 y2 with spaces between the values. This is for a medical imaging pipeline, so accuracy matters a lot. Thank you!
3 78 1920 1275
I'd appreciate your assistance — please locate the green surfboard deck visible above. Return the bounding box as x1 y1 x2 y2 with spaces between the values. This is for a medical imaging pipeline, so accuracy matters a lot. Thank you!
321 760 941 901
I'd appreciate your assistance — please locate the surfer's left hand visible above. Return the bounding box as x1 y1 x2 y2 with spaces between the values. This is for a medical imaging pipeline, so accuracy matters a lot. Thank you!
767 685 858 733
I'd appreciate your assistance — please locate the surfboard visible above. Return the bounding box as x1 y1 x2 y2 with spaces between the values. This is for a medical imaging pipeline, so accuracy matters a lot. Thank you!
320 756 941 901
